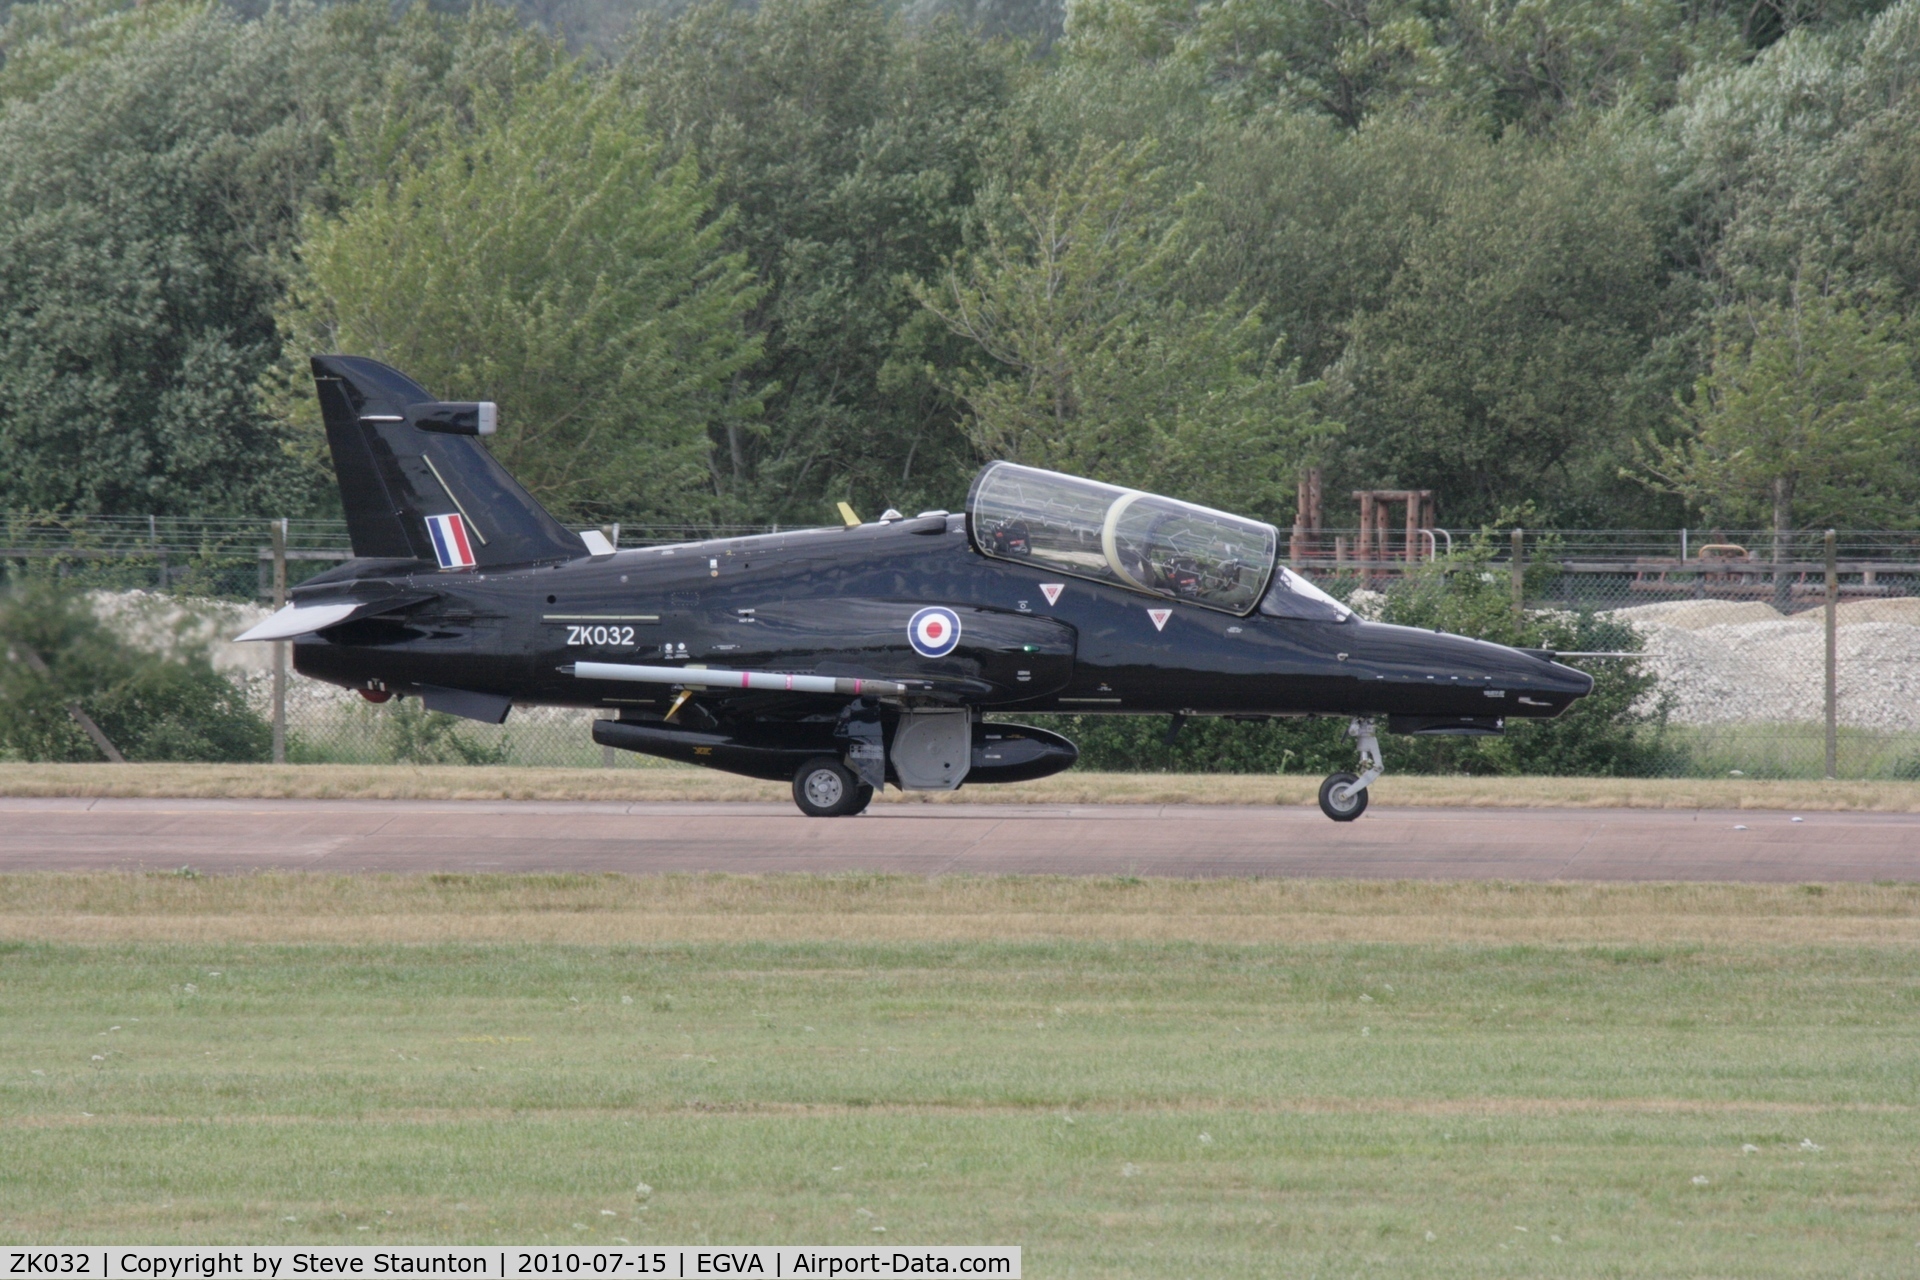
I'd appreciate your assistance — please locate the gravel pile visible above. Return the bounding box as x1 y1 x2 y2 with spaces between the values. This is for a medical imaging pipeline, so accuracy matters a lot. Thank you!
1605 599 1920 729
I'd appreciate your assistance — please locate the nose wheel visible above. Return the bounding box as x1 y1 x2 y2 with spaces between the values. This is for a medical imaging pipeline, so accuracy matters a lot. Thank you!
792 756 876 817
1318 718 1382 822
1318 772 1368 821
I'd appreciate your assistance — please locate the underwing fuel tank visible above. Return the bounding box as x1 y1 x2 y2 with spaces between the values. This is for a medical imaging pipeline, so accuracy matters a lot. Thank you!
965 723 1078 783
591 718 1077 786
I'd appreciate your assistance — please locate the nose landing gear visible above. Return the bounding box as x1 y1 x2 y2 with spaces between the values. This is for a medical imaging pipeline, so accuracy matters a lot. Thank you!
1318 718 1382 822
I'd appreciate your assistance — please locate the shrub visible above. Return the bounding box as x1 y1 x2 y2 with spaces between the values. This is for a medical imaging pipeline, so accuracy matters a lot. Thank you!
376 699 510 766
0 579 270 762
1374 532 1682 776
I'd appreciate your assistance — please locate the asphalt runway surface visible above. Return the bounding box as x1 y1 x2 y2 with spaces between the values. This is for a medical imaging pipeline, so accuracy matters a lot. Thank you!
0 796 1909 881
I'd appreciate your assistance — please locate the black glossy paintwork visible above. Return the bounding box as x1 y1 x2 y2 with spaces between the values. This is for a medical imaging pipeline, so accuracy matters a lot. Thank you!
291 512 1594 730
313 355 586 567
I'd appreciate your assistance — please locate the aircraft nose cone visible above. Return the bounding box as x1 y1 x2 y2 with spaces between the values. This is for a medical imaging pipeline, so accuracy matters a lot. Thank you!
1536 653 1595 696
1560 663 1596 696
1519 652 1594 695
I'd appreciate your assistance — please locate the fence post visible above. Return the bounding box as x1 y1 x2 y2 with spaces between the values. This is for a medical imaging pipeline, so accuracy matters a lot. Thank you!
272 518 288 766
1825 528 1837 781
150 514 166 590
1510 527 1525 627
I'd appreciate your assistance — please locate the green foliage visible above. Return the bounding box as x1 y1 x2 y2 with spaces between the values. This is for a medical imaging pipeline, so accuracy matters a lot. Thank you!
1442 0 1743 130
315 4 572 209
1635 287 1920 537
1177 112 1457 382
1847 97 1920 303
0 0 198 106
631 0 1023 521
1 0 1917 557
1335 121 1676 525
274 61 762 524
1670 3 1920 301
1044 712 1354 774
0 7 348 517
1015 78 1695 526
0 579 269 762
1373 532 1680 775
915 138 1334 518
374 700 511 766
1063 0 1448 127
1063 0 1757 132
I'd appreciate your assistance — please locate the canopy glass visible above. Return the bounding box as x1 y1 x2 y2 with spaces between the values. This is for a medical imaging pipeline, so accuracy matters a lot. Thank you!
1257 566 1351 622
966 462 1283 615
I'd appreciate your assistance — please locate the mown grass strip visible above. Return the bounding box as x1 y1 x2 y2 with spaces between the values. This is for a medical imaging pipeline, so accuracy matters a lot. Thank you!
4 873 1920 945
6 762 1920 810
3 934 1919 1274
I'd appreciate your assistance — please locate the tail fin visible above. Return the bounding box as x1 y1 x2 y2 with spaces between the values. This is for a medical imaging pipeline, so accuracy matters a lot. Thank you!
311 355 587 567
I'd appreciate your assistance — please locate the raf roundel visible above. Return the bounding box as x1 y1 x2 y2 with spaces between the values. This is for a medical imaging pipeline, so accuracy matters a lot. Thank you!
908 606 962 658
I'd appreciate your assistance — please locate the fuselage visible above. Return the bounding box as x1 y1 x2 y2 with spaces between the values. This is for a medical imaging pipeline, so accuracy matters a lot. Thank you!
292 511 1593 723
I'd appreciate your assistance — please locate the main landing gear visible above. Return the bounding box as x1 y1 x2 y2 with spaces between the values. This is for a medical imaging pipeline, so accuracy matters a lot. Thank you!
792 756 876 818
1318 718 1382 822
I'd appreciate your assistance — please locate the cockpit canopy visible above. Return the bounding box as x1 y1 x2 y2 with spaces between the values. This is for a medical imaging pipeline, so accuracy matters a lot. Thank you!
966 462 1285 615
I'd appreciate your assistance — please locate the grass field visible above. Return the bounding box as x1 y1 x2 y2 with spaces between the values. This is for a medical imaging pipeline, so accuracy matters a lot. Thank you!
5 874 1920 1274
7 762 1920 811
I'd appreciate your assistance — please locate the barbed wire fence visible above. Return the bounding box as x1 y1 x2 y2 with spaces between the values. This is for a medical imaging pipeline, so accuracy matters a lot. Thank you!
6 515 1920 778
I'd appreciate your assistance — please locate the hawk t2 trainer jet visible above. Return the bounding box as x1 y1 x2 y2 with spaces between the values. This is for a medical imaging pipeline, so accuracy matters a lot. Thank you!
237 356 1595 821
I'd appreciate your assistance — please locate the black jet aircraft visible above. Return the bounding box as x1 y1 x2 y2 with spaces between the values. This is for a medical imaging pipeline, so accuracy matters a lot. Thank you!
238 356 1595 820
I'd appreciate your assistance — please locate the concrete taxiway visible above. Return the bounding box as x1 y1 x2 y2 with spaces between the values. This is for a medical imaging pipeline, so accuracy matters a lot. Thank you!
0 797 1907 881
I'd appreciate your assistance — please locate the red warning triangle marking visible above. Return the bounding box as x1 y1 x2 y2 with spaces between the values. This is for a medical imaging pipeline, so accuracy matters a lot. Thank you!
1039 583 1064 606
1148 608 1171 631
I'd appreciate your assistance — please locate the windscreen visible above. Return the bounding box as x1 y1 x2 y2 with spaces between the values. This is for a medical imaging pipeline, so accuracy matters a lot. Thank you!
967 462 1278 614
1257 567 1351 622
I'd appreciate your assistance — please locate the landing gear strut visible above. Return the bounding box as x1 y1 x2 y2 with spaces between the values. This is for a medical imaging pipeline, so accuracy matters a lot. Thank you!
1318 718 1381 822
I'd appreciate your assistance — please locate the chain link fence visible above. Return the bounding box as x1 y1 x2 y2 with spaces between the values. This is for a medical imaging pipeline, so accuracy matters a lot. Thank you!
7 516 1920 777
1288 526 1920 780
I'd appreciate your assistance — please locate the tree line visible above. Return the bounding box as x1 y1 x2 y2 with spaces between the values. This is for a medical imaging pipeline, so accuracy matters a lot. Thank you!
2 0 1917 541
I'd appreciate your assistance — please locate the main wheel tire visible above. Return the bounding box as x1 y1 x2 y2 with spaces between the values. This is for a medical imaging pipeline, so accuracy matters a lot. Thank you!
793 757 863 817
848 783 875 815
1318 771 1368 822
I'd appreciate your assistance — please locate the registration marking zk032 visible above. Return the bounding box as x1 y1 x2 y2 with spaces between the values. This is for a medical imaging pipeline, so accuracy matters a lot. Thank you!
545 615 658 647
543 615 659 650
563 624 639 647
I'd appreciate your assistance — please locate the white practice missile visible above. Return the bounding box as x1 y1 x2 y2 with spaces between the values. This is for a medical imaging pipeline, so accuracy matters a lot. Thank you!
569 661 911 697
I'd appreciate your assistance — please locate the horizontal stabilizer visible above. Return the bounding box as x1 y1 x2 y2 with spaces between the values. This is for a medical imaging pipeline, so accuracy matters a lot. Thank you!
234 603 361 642
233 592 433 643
